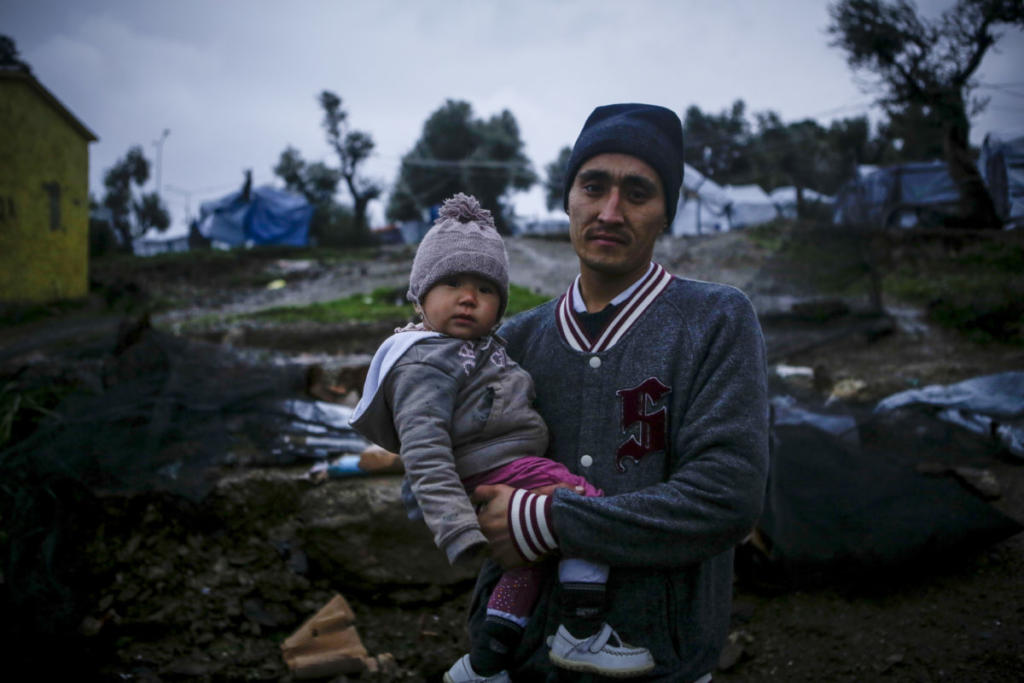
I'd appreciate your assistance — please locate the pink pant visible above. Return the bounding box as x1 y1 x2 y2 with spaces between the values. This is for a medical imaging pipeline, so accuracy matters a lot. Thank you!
463 455 603 497
464 456 602 624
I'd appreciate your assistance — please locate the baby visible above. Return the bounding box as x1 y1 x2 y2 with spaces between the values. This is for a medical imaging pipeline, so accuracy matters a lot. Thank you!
351 193 654 682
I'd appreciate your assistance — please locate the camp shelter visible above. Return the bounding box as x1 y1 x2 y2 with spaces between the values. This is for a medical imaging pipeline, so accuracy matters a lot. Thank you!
832 161 960 228
0 67 97 303
720 183 779 229
769 186 834 220
134 231 190 257
517 216 570 236
197 180 312 248
670 164 731 235
979 130 1024 230
671 165 780 235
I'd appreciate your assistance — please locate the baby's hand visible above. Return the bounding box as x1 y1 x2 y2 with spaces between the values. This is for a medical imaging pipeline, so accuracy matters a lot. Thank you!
529 483 585 497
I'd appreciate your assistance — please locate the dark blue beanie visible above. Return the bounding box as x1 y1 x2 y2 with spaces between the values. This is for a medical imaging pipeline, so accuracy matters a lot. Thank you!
563 103 684 224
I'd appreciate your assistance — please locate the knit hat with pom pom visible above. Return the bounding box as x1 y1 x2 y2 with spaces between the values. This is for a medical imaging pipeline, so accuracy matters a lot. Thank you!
407 193 510 321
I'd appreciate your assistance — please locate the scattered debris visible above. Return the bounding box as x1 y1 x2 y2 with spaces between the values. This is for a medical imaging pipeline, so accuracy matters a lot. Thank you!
828 377 868 404
308 446 403 480
281 593 391 680
718 629 755 671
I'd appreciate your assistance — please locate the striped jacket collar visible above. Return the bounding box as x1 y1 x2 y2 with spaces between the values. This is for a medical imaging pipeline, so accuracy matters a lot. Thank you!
556 262 674 353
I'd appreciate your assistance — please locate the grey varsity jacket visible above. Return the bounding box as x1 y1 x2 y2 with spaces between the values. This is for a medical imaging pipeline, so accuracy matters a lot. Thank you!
468 263 770 682
351 332 549 566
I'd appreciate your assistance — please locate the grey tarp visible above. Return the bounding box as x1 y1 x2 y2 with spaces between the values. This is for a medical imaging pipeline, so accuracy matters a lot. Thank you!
875 372 1024 459
980 130 1024 230
755 388 1022 584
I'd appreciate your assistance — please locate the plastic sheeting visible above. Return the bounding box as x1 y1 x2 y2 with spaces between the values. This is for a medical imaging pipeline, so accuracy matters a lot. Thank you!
875 372 1024 459
980 130 1024 229
0 329 369 502
670 164 779 235
198 185 312 247
757 389 1022 584
832 161 960 227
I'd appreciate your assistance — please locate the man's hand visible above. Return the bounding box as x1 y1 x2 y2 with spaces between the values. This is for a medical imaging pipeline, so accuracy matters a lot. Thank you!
529 483 584 497
470 484 525 569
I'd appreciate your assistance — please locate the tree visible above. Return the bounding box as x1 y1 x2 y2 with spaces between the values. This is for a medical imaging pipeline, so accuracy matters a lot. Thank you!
387 100 537 233
273 148 358 247
0 35 31 72
272 92 379 247
543 146 572 212
875 103 946 163
273 146 341 208
101 145 170 252
682 100 755 185
318 91 381 241
828 0 1024 228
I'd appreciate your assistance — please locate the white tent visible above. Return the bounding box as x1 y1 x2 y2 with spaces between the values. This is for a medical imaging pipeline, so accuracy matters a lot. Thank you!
769 186 835 219
721 184 779 228
670 164 731 235
979 130 1024 230
671 165 780 235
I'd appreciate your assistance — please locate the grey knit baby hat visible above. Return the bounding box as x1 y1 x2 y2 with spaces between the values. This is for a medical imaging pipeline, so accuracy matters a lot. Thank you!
407 193 510 321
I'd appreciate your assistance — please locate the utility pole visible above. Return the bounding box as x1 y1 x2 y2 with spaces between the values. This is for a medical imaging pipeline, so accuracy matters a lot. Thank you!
153 128 170 197
164 184 192 223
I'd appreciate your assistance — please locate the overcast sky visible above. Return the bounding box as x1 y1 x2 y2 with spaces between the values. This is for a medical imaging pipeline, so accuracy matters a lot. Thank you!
4 0 1022 236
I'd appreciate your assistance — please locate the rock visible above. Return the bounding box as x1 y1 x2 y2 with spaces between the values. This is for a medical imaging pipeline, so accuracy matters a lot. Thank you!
718 629 754 671
298 476 480 590
210 467 477 593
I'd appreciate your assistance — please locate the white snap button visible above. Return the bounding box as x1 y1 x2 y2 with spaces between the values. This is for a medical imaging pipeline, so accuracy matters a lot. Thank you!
580 454 593 467
589 356 601 368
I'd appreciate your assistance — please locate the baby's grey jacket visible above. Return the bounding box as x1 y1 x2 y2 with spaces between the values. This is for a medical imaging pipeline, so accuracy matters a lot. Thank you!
468 274 770 682
351 334 548 565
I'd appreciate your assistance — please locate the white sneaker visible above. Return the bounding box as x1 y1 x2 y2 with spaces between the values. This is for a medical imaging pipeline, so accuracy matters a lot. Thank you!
548 623 655 678
442 654 510 683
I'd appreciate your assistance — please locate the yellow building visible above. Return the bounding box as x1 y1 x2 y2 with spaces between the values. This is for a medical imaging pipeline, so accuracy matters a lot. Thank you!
0 67 97 304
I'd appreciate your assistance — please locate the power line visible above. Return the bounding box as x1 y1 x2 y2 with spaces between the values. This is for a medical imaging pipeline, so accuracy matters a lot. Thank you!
400 157 533 170
977 84 1024 99
789 100 878 121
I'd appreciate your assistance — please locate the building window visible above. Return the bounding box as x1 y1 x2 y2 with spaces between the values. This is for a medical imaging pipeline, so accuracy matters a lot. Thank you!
42 181 61 231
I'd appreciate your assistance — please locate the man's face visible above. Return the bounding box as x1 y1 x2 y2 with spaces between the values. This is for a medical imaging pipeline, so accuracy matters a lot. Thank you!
567 153 667 281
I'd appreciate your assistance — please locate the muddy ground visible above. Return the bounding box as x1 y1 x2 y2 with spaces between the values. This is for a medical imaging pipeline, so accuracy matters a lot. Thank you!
2 231 1023 682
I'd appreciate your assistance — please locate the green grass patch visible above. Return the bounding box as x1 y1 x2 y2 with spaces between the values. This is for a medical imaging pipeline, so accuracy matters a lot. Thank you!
245 287 410 324
763 222 881 297
884 234 1024 345
744 220 791 253
506 283 552 316
241 283 552 325
756 224 1023 344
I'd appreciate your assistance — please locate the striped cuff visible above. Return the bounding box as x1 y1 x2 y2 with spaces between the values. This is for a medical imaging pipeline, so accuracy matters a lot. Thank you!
508 488 558 562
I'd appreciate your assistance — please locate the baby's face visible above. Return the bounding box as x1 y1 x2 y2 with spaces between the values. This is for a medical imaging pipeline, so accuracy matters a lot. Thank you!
420 273 501 339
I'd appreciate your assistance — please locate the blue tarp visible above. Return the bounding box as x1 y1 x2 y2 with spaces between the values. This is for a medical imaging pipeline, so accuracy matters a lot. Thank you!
198 185 312 247
832 161 961 228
